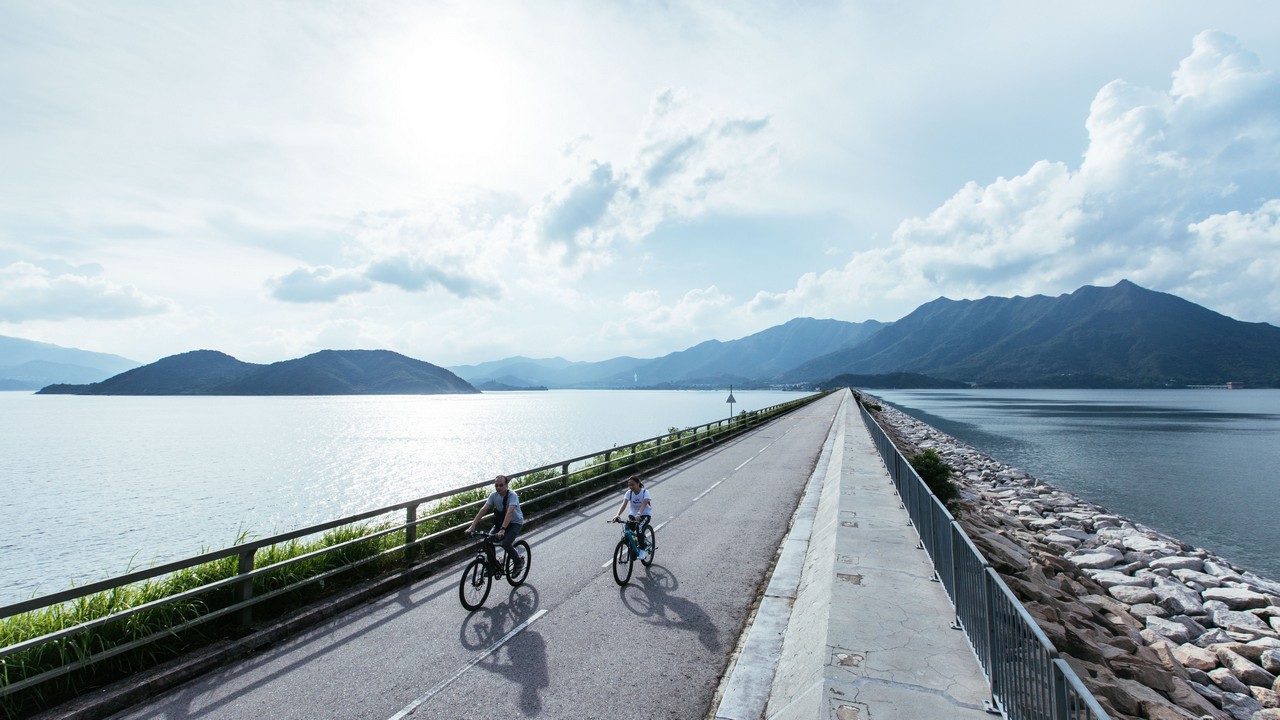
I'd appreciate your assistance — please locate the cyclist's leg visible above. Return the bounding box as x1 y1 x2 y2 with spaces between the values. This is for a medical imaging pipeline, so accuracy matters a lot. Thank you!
637 515 651 547
503 523 524 568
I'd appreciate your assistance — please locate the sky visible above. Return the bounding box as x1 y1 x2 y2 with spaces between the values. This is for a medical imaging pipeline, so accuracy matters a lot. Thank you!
3 2 1280 367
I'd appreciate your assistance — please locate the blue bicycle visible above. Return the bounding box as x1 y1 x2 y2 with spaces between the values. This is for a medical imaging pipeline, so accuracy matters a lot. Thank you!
608 516 656 586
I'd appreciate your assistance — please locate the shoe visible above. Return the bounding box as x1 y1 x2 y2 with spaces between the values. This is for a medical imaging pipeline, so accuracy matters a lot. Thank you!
636 549 648 561
511 558 525 575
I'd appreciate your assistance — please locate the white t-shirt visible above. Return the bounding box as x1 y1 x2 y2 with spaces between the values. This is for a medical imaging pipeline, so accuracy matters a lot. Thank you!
625 488 652 517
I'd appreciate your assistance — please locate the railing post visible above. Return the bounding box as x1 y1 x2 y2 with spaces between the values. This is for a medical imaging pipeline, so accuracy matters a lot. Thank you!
562 461 571 491
237 549 256 627
405 504 418 563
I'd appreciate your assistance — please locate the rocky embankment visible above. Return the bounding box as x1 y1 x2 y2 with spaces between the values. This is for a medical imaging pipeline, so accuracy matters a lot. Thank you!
867 400 1280 720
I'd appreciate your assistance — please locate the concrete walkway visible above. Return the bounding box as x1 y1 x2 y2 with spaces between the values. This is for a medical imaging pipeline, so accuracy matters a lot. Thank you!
714 390 995 720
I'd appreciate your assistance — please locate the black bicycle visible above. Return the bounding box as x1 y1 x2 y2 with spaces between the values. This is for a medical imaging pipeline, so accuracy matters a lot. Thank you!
459 530 531 610
608 516 656 586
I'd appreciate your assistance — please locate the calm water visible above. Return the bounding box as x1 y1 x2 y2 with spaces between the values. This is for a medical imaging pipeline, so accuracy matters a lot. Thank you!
0 389 809 606
869 389 1280 581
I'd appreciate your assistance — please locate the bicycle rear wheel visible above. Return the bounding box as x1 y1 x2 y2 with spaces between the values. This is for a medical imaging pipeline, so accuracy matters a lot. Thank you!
612 539 633 586
506 540 531 586
641 525 656 567
458 558 492 610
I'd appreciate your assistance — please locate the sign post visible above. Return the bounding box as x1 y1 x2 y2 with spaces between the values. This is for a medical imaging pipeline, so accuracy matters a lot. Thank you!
726 384 736 426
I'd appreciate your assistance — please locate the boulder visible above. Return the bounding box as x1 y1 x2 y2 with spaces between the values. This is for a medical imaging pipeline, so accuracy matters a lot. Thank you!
1209 608 1278 639
1155 578 1206 615
1264 649 1280 674
1211 668 1252 694
1253 708 1280 719
1111 585 1160 605
1147 617 1193 644
1204 588 1272 611
1252 686 1280 708
1071 549 1124 570
1219 691 1262 720
1217 648 1277 687
1150 556 1205 572
1174 642 1221 672
1091 569 1154 588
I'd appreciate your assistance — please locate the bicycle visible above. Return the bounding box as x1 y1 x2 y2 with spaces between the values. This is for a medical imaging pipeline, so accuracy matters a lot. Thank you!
458 529 531 610
608 516 656 586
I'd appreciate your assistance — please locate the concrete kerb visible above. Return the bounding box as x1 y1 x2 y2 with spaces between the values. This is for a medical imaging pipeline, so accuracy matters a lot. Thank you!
712 389 849 720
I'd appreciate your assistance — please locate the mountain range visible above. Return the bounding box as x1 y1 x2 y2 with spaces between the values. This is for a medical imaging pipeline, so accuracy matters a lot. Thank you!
452 281 1280 389
37 349 477 395
9 280 1280 394
0 336 140 390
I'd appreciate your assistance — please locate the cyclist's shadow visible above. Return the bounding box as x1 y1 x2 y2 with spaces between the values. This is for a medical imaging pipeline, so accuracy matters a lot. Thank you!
618 565 721 652
458 585 548 715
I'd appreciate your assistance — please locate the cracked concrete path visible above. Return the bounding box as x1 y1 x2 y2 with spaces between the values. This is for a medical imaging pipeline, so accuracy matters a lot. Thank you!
715 390 993 720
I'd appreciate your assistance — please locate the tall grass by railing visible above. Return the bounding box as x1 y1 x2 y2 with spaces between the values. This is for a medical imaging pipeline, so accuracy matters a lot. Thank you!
0 391 826 717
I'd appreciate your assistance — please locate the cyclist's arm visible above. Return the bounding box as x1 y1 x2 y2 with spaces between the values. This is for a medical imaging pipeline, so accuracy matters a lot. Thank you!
466 500 491 533
497 503 518 536
613 498 628 520
638 496 651 515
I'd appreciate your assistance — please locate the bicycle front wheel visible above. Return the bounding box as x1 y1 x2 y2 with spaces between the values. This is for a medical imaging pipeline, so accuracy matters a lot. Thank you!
641 525 656 567
506 540 531 586
612 539 633 586
459 558 492 610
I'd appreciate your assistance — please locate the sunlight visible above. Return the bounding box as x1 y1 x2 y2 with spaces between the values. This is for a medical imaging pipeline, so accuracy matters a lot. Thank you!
365 18 533 185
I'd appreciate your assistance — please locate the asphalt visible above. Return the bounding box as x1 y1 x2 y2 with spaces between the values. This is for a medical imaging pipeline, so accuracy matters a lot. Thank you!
711 389 995 720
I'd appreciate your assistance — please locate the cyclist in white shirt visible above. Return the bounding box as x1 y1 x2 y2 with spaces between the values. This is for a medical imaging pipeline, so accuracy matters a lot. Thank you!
611 475 652 561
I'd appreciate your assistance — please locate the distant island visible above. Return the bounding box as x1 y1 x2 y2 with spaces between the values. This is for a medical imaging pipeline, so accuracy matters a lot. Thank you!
38 349 479 396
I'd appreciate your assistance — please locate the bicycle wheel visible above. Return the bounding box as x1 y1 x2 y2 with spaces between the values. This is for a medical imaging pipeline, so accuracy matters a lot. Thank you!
612 538 633 586
458 558 492 611
506 540 531 586
641 525 656 567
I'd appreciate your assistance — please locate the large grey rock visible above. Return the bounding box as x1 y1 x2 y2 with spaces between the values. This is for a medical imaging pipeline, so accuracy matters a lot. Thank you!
1111 585 1160 605
1175 642 1220 671
1175 568 1225 589
1266 649 1280 675
1204 587 1273 610
1070 548 1124 570
1212 668 1252 694
1218 648 1277 687
1210 608 1278 639
1151 555 1205 572
1155 578 1206 615
1219 691 1261 720
1147 616 1193 644
1091 569 1154 588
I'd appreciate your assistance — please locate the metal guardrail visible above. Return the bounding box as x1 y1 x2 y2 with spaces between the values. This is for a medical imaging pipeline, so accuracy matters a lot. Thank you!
857 398 1110 720
1 391 827 702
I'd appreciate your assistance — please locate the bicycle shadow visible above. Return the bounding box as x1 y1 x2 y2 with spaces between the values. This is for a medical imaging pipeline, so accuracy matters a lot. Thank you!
618 564 721 652
458 585 549 715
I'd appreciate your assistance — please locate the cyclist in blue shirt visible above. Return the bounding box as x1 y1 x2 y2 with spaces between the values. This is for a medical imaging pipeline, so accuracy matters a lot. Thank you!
466 474 525 573
611 475 652 561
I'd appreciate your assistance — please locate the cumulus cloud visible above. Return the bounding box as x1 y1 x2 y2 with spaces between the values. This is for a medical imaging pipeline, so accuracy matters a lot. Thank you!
753 30 1280 326
0 261 173 321
599 285 734 352
365 255 499 298
528 88 773 271
267 266 372 303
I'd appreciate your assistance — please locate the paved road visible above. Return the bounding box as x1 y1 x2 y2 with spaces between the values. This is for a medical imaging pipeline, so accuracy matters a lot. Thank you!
106 393 842 720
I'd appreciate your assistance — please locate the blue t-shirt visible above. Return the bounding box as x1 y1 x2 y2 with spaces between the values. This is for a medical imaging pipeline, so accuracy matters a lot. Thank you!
487 488 524 526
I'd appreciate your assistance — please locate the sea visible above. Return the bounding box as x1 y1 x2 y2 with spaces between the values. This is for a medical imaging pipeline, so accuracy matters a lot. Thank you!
867 388 1280 582
0 389 807 606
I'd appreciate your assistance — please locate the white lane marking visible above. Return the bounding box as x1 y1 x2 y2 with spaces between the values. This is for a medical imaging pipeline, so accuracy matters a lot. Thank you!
734 456 754 471
692 479 723 502
387 608 548 719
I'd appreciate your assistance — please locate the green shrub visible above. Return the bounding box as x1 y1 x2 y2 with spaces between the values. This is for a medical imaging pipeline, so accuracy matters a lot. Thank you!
908 448 958 505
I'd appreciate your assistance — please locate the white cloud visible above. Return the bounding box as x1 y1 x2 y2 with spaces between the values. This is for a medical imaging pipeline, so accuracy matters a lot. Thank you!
756 30 1280 326
0 262 173 322
268 266 372 303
